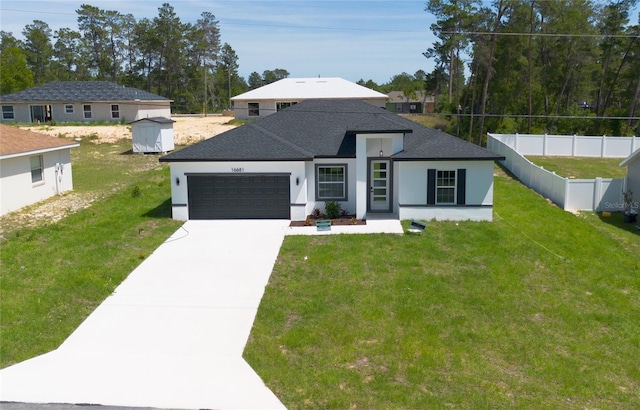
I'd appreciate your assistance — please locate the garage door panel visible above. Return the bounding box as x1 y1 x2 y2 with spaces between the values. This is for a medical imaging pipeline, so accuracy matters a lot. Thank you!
188 175 290 219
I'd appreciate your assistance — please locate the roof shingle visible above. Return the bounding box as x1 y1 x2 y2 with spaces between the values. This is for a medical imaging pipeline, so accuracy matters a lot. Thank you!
0 82 170 103
160 99 503 162
0 125 79 157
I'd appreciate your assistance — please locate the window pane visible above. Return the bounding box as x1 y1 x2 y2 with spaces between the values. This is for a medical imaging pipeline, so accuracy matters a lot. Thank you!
30 156 43 183
317 166 345 199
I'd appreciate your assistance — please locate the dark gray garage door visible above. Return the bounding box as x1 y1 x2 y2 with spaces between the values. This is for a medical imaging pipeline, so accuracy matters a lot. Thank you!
187 174 290 219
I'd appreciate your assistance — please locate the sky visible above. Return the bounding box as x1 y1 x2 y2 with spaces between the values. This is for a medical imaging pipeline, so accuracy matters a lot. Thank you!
0 0 438 84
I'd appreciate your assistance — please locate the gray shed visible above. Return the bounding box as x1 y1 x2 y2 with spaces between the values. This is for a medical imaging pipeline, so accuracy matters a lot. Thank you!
130 117 176 153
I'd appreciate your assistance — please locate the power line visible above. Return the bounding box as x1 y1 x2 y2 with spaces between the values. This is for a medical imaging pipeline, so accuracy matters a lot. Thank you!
442 30 640 39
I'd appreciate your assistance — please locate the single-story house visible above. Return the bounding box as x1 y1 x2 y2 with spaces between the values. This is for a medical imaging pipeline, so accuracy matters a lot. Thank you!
230 77 388 120
160 99 504 222
0 124 79 215
131 117 175 154
386 91 436 114
0 81 171 123
620 147 640 205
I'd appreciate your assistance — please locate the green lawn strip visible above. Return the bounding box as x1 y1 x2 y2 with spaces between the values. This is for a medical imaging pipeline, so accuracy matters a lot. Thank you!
0 168 181 368
71 139 164 193
244 173 640 409
526 156 627 179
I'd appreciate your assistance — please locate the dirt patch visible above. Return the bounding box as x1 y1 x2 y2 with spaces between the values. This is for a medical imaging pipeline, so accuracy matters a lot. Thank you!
21 115 237 145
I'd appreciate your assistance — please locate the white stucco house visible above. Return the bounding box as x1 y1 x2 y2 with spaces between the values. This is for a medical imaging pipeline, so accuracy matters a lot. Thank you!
230 77 388 120
0 81 172 124
620 147 640 205
0 124 79 215
160 99 503 222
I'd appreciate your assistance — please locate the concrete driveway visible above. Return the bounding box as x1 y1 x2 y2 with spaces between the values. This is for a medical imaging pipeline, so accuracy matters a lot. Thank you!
0 220 289 410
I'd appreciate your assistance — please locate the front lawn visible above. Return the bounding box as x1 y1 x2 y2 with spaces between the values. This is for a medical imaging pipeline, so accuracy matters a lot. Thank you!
244 170 640 409
526 156 626 179
0 139 182 368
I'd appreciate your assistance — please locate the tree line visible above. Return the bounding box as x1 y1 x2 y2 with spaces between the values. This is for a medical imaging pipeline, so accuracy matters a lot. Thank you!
423 0 640 140
0 3 297 113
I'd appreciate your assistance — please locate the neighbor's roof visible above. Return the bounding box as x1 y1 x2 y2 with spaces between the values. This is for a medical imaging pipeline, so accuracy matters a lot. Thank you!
129 116 176 125
231 77 387 101
387 91 435 103
0 82 171 103
619 147 640 167
160 99 503 163
0 124 79 158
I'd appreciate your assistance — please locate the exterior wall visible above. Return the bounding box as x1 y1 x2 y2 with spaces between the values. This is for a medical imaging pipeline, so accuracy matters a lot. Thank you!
0 149 74 215
168 161 308 220
232 98 386 120
306 158 357 217
132 122 175 153
627 160 640 209
396 160 495 221
2 102 170 123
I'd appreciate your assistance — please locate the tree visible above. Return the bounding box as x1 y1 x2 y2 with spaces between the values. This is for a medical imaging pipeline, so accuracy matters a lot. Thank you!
52 28 84 80
153 3 187 98
77 4 109 79
0 47 34 94
22 20 53 84
214 43 240 109
248 71 263 89
262 69 289 84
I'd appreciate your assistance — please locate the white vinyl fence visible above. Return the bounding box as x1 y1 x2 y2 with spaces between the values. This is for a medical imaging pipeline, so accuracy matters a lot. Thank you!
488 133 628 212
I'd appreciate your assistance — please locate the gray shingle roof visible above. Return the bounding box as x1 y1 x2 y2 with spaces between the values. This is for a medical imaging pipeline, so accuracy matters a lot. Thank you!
0 82 170 102
160 99 503 162
129 117 175 124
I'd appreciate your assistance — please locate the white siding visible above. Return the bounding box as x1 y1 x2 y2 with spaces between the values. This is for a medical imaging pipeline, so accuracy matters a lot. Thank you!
0 148 74 215
168 161 308 220
397 160 494 221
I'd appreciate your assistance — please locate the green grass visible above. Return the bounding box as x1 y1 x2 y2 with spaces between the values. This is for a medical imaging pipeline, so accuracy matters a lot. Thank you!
526 156 627 179
244 169 640 409
404 114 450 131
0 140 181 368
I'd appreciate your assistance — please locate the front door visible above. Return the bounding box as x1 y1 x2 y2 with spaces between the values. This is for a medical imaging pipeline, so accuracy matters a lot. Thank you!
369 159 390 211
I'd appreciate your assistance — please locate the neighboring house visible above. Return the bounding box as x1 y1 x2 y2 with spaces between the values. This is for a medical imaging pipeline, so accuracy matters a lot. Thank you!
160 99 503 222
230 77 388 120
0 81 172 124
131 117 175 154
620 147 640 204
0 125 79 215
386 91 435 114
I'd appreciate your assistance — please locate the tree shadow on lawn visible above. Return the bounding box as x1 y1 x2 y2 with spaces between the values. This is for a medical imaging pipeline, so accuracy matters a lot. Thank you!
143 197 173 218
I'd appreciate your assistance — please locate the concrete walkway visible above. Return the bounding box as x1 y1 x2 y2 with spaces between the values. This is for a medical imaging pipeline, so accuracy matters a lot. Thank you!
1 218 404 409
1 220 289 410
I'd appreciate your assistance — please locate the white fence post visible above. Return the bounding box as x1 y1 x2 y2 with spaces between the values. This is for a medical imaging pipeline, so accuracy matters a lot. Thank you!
572 134 577 156
601 135 606 157
543 133 548 156
594 177 602 211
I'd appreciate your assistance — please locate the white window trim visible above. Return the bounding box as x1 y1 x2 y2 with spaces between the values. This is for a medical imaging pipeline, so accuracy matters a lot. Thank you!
2 105 15 120
315 164 347 201
65 104 74 114
30 155 44 185
83 104 92 119
111 104 120 119
436 169 457 205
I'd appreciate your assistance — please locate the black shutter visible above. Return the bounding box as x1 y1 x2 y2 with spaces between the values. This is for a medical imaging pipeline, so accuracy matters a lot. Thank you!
457 169 466 205
427 169 436 205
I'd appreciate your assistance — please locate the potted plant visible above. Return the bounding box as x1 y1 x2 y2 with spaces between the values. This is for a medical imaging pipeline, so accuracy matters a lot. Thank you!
622 189 637 223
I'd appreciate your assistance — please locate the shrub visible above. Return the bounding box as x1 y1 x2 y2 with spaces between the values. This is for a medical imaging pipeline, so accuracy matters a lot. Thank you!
324 201 342 219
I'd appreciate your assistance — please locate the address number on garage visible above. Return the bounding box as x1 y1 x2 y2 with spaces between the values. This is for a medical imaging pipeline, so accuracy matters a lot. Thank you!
231 167 244 173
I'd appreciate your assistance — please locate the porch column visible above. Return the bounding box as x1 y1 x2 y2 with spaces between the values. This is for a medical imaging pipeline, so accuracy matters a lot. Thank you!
355 135 368 219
